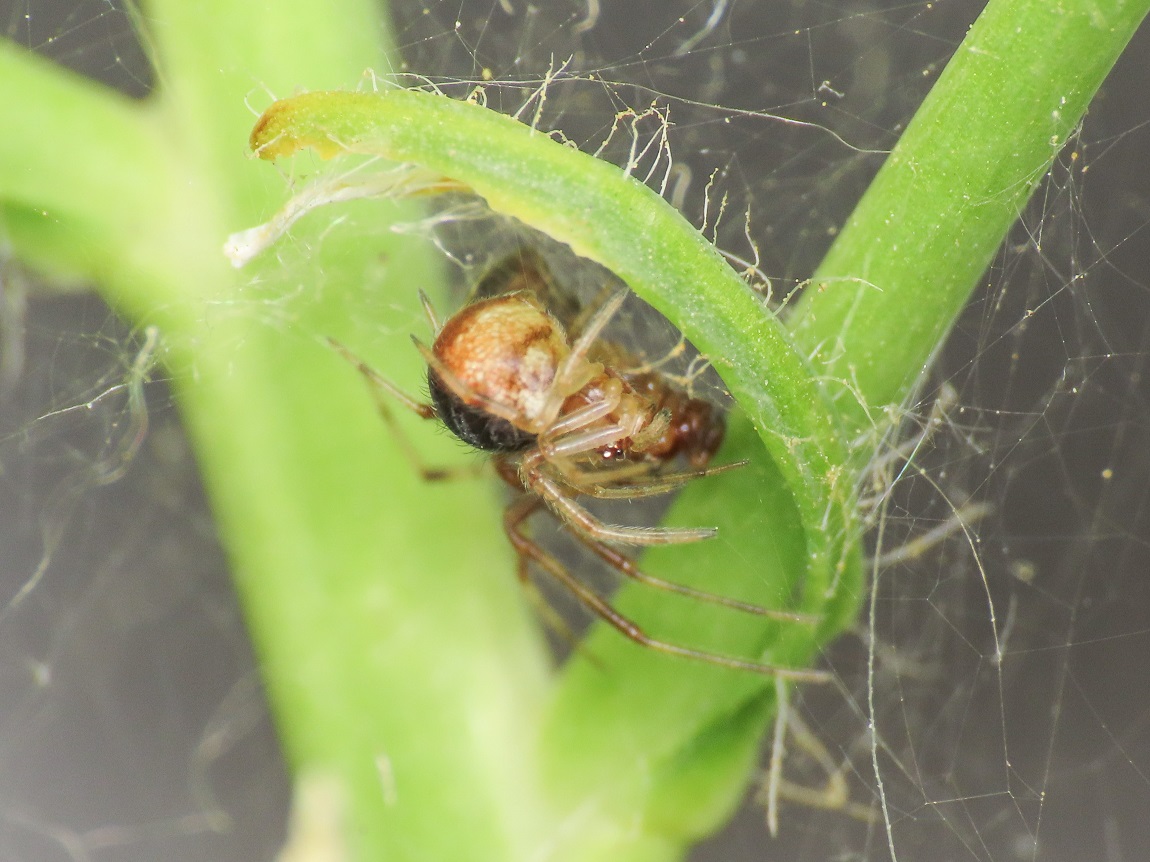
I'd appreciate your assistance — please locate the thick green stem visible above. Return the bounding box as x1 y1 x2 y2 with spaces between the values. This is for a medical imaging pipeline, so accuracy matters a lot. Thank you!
0 43 171 284
3 5 552 861
791 0 1150 441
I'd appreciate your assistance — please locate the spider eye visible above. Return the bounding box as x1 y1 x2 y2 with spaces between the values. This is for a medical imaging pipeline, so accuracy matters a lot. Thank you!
428 371 536 453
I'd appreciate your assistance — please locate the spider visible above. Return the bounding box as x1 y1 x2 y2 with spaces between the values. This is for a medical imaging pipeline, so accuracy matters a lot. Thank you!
331 249 824 681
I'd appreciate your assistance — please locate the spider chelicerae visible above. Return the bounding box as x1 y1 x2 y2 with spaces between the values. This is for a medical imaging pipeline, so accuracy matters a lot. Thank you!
330 249 823 680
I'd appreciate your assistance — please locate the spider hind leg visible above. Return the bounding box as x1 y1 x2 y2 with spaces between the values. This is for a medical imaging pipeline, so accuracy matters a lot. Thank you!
502 489 829 682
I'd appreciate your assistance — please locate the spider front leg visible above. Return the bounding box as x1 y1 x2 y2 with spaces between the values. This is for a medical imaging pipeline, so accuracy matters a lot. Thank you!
326 337 482 482
569 525 818 624
550 459 749 501
519 449 719 546
515 444 812 621
534 289 630 428
502 485 829 681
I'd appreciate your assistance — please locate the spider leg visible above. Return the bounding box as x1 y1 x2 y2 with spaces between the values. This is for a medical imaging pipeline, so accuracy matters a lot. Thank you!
538 377 623 442
554 460 750 500
532 379 744 498
568 289 629 364
543 423 632 460
503 491 829 681
551 458 659 486
524 401 727 544
537 289 630 426
417 289 442 333
327 337 481 482
503 494 605 669
328 337 435 419
568 520 818 623
523 455 718 545
527 393 725 542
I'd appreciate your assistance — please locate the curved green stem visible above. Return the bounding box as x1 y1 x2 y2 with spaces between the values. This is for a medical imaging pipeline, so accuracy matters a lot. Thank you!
246 84 859 619
241 84 862 857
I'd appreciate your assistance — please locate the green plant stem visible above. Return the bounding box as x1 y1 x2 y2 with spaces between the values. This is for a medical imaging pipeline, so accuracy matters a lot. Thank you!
243 89 864 856
1 0 1146 860
791 0 1150 442
142 0 389 214
2 5 554 861
0 45 171 284
246 87 857 619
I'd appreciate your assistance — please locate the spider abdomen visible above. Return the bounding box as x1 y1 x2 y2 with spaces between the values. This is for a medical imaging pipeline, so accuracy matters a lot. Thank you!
431 291 567 448
430 288 726 466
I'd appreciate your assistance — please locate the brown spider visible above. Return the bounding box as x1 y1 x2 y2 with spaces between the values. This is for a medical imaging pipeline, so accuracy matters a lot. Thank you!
331 250 824 681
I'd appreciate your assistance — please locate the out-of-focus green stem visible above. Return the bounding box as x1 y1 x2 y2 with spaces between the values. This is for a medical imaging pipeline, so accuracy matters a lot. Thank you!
0 44 170 283
2 5 552 861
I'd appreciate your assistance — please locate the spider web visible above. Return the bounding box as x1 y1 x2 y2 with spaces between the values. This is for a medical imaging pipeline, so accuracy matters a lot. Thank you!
2 1 1149 861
